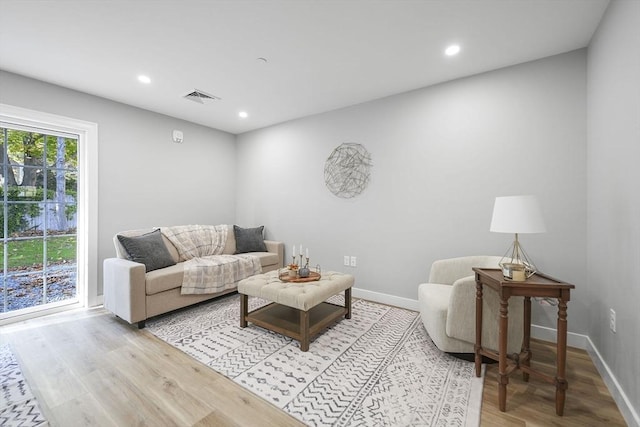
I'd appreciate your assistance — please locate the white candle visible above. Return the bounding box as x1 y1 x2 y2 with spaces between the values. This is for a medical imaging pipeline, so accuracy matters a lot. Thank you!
300 244 303 256
306 248 309 258
292 245 295 257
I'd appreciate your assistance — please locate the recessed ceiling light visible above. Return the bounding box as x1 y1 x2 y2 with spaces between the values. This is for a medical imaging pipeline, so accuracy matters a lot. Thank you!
444 45 461 56
137 75 151 84
238 111 248 119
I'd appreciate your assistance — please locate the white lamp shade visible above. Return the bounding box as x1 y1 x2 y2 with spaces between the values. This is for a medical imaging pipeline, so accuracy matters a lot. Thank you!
490 195 546 234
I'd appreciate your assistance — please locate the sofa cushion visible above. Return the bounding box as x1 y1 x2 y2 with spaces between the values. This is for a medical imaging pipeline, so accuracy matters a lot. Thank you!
146 253 278 295
117 229 176 272
254 252 279 268
223 226 236 254
145 263 185 295
161 234 180 263
234 225 267 253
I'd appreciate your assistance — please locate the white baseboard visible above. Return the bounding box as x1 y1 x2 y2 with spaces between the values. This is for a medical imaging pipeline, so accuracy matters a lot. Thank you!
91 294 104 307
586 337 640 427
354 288 638 426
530 324 588 349
352 287 419 311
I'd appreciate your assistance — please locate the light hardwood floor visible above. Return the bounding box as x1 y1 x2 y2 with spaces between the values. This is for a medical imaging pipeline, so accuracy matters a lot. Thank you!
1 306 627 426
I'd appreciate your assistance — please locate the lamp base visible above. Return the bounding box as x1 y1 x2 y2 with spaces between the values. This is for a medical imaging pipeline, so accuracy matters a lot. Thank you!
500 263 528 281
499 233 538 280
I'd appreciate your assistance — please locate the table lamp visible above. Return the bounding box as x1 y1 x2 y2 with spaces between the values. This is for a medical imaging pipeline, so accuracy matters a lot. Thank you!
490 195 546 280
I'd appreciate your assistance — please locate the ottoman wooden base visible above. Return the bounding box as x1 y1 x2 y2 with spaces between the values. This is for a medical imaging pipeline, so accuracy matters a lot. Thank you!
240 288 351 351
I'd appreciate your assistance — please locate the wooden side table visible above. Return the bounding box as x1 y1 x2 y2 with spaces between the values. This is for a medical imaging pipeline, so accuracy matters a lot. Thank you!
473 268 575 416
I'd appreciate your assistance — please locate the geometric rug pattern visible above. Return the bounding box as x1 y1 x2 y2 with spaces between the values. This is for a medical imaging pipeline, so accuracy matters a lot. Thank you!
0 344 48 427
147 293 483 426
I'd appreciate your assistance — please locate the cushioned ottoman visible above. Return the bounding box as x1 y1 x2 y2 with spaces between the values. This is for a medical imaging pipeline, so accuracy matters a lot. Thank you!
238 270 354 351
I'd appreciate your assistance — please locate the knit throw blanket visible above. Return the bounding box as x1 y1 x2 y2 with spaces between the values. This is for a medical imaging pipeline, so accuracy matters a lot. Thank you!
161 225 261 294
179 254 262 295
162 224 228 261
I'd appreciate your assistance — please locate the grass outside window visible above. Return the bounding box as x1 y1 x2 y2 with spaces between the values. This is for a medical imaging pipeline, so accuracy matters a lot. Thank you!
1 236 76 270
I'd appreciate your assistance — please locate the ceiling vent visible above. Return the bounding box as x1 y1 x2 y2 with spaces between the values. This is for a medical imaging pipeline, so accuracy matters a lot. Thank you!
183 89 221 104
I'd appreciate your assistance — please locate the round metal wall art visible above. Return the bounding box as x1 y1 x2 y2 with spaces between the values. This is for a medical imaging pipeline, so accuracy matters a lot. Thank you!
324 142 372 199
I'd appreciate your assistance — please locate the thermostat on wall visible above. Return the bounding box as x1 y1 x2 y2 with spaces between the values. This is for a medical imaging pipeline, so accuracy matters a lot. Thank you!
172 130 183 143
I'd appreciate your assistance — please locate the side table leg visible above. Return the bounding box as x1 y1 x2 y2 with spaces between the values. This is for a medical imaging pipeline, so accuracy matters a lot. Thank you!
498 296 509 412
556 295 570 416
240 294 248 328
522 296 532 382
345 288 352 319
474 278 483 377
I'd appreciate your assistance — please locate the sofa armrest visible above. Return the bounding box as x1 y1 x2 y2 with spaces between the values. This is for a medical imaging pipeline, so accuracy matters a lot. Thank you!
103 258 147 325
264 240 284 268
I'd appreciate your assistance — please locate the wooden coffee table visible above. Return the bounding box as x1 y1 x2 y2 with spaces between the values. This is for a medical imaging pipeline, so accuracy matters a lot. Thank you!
238 270 354 351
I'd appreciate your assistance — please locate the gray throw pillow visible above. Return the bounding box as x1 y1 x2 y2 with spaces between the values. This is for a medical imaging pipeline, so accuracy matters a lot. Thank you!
117 229 176 272
234 225 267 253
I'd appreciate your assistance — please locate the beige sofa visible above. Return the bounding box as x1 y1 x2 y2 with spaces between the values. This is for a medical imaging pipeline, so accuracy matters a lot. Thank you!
103 225 284 328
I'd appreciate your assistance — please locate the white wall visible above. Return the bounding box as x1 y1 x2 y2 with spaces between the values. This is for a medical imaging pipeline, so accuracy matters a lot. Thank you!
237 50 588 332
587 0 640 423
0 71 237 295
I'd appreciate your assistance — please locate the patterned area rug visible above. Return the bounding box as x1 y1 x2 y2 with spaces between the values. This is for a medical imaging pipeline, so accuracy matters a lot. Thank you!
0 344 48 427
147 294 483 426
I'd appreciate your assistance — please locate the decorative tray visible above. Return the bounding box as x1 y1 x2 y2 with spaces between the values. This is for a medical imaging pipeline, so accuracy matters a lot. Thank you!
278 271 321 283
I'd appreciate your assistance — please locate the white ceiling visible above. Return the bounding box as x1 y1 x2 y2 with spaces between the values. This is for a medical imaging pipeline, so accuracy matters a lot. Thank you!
0 0 610 135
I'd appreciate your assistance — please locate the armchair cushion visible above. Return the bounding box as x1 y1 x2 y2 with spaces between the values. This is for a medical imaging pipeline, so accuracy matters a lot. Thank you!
445 275 524 353
445 275 476 341
419 256 524 354
419 283 472 353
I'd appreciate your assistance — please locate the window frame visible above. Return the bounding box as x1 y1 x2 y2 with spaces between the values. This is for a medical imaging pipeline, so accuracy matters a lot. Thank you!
0 103 98 324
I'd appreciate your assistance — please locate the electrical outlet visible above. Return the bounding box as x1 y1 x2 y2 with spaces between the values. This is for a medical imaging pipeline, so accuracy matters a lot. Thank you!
344 256 350 266
350 256 357 267
609 308 616 333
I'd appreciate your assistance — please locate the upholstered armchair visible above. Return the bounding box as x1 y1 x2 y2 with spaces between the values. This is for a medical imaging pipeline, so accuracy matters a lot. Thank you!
418 256 524 354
